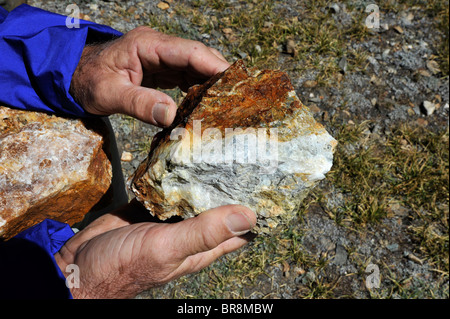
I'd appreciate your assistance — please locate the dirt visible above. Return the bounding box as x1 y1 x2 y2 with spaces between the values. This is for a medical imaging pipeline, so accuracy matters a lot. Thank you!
26 0 449 299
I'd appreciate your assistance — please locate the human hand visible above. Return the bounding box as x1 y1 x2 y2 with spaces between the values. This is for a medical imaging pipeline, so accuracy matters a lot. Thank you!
69 26 230 127
54 200 256 299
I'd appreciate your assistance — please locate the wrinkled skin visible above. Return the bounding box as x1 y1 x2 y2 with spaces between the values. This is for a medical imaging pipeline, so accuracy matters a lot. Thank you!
62 27 256 299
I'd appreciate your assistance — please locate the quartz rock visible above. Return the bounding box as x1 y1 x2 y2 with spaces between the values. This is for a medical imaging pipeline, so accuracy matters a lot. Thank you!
130 60 337 233
0 106 112 240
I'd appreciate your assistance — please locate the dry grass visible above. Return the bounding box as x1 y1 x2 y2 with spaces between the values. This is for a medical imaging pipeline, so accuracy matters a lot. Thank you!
136 0 449 299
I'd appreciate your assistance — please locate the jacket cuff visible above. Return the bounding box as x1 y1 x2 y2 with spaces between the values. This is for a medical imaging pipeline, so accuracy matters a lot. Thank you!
0 4 123 117
0 219 75 299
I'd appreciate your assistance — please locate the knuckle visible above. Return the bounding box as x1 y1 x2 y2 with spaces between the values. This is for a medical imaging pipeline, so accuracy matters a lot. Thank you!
132 25 153 34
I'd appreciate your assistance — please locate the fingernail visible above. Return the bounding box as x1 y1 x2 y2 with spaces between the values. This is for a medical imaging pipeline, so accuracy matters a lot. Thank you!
226 212 253 235
153 103 170 126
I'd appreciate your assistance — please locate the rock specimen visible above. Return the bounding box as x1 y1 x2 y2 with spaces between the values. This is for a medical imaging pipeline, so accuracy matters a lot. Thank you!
130 60 337 233
0 106 112 240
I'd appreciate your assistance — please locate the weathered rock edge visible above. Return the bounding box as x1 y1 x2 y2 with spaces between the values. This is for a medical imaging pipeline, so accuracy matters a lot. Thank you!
0 106 112 240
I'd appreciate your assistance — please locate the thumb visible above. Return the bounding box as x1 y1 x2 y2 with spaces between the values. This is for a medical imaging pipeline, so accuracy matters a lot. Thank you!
119 83 177 127
166 205 257 261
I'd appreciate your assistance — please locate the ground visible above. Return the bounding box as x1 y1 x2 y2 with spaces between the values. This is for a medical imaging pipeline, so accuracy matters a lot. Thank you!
28 0 449 298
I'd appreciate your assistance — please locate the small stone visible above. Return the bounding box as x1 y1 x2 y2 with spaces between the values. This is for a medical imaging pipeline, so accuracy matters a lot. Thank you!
407 253 424 265
371 98 377 106
294 266 306 276
422 101 436 116
382 48 390 59
393 25 404 34
407 108 416 116
387 67 397 74
222 28 237 42
302 270 316 284
416 118 428 126
156 1 170 10
121 151 133 162
308 103 321 114
327 3 340 13
400 11 414 25
282 261 290 277
285 39 297 57
222 27 233 34
263 21 274 29
303 80 318 88
334 244 348 265
79 13 91 21
338 56 348 73
426 60 441 75
418 69 431 77
387 243 399 252
237 51 248 60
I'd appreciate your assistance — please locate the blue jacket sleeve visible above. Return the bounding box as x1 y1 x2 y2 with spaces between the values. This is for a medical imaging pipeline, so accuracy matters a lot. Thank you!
0 7 7 23
0 4 123 117
0 219 75 299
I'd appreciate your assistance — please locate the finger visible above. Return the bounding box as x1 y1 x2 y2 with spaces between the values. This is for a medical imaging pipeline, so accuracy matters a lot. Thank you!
58 201 145 256
117 81 177 127
134 27 230 78
179 233 256 274
208 47 228 64
163 205 257 261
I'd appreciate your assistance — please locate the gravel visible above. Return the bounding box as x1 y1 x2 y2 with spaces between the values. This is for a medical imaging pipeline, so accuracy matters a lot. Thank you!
26 0 449 299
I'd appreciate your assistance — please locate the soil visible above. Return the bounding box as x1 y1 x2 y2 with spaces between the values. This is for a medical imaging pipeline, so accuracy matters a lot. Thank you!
26 0 449 299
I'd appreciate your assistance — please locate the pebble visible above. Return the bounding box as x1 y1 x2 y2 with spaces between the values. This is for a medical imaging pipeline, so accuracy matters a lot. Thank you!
426 60 441 75
285 39 297 57
380 23 390 32
327 3 340 14
382 48 391 59
263 21 274 29
308 103 321 113
400 11 414 26
301 270 316 285
393 25 404 34
26 0 449 301
334 244 348 266
302 80 318 88
338 56 348 73
156 1 170 10
371 98 377 106
121 151 133 162
422 101 436 116
406 253 424 265
387 243 399 252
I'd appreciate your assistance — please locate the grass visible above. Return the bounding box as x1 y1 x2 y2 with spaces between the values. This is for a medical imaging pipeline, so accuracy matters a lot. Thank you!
122 0 449 298
143 119 448 299
323 120 448 295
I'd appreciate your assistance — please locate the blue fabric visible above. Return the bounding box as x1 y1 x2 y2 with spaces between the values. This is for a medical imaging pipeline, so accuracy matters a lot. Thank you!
14 219 75 256
0 4 123 298
0 7 7 23
11 219 75 299
0 4 123 117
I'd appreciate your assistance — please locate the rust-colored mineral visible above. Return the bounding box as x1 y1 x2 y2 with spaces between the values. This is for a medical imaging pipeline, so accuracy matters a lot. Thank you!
0 106 112 240
131 60 336 233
